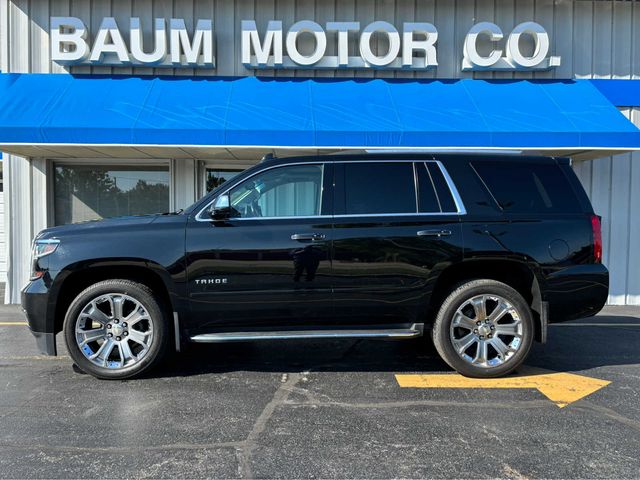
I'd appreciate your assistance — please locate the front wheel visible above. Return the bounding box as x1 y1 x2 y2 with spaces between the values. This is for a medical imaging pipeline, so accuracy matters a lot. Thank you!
63 279 168 380
431 279 534 378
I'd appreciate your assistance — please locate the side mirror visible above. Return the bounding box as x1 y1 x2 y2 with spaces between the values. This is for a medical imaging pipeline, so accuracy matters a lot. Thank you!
210 194 232 221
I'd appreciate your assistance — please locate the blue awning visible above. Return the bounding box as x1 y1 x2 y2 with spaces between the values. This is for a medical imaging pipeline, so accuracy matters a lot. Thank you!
0 73 638 152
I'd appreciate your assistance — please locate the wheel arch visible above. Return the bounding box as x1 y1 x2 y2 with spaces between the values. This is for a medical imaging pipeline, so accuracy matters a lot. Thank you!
428 259 546 343
50 259 180 336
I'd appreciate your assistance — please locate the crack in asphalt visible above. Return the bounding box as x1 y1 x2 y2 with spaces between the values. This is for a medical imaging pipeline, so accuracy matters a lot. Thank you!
0 441 245 454
577 401 640 432
235 372 303 479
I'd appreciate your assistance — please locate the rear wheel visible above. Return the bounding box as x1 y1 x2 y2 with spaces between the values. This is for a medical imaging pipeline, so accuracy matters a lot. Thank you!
431 279 534 378
63 279 168 380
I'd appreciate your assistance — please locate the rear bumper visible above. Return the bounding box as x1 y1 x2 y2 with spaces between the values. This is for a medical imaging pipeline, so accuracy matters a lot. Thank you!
545 263 609 322
21 278 57 356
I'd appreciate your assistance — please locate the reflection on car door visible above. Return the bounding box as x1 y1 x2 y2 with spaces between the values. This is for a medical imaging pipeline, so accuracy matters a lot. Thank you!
332 161 464 324
185 163 334 332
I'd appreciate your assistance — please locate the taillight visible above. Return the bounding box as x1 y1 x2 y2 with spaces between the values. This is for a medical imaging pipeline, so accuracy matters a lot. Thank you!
591 215 602 264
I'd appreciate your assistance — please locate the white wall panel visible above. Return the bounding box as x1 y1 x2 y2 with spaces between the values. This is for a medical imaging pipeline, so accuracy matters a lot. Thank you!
355 0 375 79
592 0 612 79
214 0 236 76
69 0 90 74
171 158 198 211
513 0 535 80
612 0 632 79
627 112 640 305
1 0 8 71
4 154 32 303
0 192 6 282
573 108 640 306
275 0 294 78
434 0 456 78
373 0 396 80
473 0 495 81
333 0 355 79
552 0 572 79
193 0 216 78
130 0 153 77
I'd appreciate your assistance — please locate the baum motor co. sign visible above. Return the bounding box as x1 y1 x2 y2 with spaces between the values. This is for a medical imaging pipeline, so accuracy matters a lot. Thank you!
51 17 561 72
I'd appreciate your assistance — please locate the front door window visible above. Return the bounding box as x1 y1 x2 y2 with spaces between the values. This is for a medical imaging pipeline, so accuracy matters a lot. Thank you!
227 164 324 219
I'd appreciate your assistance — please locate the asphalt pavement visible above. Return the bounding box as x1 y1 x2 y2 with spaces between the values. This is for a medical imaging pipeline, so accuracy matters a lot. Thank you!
1 305 639 479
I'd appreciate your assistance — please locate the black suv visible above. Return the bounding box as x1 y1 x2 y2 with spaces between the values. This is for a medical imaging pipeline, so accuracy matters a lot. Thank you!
22 154 608 379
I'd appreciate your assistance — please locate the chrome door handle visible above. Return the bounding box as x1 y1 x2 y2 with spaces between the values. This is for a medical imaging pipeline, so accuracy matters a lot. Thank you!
291 233 326 241
417 230 452 237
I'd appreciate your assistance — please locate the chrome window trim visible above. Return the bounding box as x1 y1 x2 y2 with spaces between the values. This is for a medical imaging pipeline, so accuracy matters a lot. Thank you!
317 163 325 214
209 212 458 221
196 159 467 222
423 162 443 212
412 163 420 214
333 212 461 218
230 215 333 221
435 160 467 215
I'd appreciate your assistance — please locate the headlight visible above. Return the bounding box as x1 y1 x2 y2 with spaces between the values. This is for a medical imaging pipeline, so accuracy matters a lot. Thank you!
30 239 60 280
32 239 60 259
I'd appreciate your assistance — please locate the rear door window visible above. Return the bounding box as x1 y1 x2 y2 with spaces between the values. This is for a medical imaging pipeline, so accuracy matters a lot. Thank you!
472 161 583 214
335 162 417 215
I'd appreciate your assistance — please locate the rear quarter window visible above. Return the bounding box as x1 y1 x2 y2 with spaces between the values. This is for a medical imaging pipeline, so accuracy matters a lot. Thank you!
472 161 583 214
416 162 458 213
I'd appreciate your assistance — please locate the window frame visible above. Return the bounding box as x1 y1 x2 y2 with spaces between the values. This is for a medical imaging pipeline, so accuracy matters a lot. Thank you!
195 162 332 222
195 159 466 222
423 162 460 214
333 160 466 218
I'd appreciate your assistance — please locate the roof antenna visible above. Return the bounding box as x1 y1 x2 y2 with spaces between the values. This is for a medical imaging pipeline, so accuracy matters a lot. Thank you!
261 153 276 163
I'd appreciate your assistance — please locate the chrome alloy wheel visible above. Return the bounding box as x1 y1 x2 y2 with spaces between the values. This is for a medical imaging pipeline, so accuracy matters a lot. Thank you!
449 294 523 368
75 294 154 369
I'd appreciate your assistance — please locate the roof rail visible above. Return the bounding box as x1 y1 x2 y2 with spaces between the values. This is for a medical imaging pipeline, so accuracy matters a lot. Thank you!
261 153 277 163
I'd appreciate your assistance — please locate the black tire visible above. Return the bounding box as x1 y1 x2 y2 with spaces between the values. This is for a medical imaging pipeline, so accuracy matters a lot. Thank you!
63 279 169 380
431 279 534 378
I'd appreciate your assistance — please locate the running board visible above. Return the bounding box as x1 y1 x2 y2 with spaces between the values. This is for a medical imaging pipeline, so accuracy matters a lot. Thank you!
189 325 423 343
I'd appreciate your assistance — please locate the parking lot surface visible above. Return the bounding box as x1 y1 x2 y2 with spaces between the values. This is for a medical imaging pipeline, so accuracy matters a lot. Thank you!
1 305 640 479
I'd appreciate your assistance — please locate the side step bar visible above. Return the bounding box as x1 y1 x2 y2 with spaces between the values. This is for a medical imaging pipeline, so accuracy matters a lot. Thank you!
190 325 423 343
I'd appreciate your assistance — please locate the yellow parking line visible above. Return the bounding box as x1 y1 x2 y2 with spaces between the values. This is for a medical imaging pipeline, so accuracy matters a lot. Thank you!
396 367 611 408
0 322 28 326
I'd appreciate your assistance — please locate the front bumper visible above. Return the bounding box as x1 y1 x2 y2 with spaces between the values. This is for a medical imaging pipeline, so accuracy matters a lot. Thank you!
22 278 57 356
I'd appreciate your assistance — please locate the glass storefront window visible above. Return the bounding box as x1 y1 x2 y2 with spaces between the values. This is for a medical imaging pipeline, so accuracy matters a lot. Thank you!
206 169 240 193
54 165 170 225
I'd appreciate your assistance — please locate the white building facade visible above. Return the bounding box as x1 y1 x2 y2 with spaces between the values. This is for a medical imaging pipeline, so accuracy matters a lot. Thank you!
0 0 639 304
